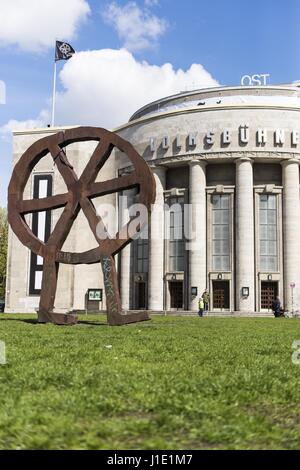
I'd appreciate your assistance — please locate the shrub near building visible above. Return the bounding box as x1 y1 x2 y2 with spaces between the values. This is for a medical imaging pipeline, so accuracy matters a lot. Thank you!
0 208 8 304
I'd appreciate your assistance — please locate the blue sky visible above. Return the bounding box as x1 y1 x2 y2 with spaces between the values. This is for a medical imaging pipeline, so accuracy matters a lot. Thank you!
1 0 300 206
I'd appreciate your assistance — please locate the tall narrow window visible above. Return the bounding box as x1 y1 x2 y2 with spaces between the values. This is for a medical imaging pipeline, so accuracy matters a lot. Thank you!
168 196 184 272
29 175 52 295
135 235 149 274
259 194 278 272
212 194 230 271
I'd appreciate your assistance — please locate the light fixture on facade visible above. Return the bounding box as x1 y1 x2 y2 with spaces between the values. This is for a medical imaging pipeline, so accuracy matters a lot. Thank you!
242 287 250 298
191 287 198 297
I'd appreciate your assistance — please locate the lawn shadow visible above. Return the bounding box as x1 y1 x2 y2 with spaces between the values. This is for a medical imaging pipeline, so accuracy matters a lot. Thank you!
0 317 108 326
77 320 107 326
0 317 158 327
0 317 38 325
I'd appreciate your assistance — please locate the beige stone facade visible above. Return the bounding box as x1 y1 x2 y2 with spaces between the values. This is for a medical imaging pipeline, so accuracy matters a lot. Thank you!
5 85 300 314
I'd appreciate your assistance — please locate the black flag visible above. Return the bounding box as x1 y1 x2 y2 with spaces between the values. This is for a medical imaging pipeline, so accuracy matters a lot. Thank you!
55 41 75 61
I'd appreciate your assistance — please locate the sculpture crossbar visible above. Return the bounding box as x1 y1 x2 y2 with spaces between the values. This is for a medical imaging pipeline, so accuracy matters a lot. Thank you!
8 127 156 326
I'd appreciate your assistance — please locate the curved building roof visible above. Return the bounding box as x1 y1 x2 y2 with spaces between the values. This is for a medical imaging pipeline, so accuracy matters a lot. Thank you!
129 85 300 122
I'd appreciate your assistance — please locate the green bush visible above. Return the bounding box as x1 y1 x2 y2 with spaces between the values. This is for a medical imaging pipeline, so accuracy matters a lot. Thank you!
0 208 8 299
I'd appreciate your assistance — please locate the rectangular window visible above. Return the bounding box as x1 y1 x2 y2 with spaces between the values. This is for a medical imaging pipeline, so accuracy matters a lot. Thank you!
259 194 278 272
29 175 52 295
168 196 185 272
211 194 230 271
134 230 149 274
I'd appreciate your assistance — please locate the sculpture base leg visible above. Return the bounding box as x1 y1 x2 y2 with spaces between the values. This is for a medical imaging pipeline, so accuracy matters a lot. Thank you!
107 310 150 326
101 255 151 326
38 309 78 325
38 260 77 325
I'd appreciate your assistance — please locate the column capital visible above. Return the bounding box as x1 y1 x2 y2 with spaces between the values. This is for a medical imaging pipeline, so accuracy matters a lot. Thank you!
234 156 254 165
148 164 167 174
281 158 300 167
189 159 207 167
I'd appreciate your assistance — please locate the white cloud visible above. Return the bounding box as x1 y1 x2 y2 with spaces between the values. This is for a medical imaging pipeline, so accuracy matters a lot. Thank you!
0 111 48 141
54 48 219 128
144 0 159 6
0 47 218 207
102 1 168 52
0 0 90 52
1 48 219 133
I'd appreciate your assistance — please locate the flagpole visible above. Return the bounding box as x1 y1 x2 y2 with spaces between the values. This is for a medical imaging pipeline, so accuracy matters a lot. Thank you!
51 59 57 127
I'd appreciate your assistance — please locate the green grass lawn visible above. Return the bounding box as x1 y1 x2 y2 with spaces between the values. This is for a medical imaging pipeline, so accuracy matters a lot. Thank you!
0 314 300 450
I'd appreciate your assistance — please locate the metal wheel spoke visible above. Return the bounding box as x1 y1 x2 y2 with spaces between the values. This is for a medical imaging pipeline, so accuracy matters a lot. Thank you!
49 144 78 189
112 213 148 254
18 193 69 214
46 202 79 249
87 173 139 198
80 197 109 244
80 139 114 185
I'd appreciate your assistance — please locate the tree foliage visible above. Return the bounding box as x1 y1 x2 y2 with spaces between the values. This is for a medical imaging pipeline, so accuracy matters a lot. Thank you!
0 208 8 299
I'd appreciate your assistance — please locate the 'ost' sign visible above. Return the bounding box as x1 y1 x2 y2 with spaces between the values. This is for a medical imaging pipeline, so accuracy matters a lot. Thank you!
241 74 270 86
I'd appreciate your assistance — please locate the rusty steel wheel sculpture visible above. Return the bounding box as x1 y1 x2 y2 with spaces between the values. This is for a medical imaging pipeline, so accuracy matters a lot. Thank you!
8 127 156 326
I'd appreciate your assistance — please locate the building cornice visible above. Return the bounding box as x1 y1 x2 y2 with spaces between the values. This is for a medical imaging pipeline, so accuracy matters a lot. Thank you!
12 103 300 137
115 104 300 134
118 151 300 174
13 125 79 136
144 151 300 167
129 85 300 121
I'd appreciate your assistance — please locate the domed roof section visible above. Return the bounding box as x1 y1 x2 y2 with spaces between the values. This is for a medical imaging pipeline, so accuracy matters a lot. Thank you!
129 85 300 122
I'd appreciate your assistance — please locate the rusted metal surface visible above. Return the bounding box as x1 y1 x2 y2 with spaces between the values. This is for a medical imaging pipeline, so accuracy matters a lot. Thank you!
8 127 156 326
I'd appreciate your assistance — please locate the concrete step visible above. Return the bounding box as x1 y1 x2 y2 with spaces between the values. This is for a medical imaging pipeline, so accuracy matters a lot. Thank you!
130 311 275 318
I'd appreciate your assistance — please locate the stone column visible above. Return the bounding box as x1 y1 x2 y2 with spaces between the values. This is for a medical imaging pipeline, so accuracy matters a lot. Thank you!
149 166 166 311
189 160 207 311
235 157 255 311
120 190 133 311
282 159 300 312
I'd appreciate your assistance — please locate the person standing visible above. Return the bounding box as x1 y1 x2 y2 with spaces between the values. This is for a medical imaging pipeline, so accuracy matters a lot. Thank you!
202 288 210 311
272 296 281 318
198 297 204 317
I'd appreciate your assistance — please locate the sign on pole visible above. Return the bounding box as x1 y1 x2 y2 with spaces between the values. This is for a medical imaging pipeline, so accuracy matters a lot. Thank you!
290 282 296 315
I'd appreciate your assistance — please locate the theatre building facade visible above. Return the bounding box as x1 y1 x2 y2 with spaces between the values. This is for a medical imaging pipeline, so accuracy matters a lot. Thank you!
5 85 300 314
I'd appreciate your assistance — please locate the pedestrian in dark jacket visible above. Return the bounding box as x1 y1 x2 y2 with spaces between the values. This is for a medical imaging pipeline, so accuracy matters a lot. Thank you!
272 296 281 317
202 289 210 311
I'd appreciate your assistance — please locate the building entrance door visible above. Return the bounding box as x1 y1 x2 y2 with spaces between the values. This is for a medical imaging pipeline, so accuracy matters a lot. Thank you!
136 282 147 310
261 282 278 310
213 281 230 310
169 281 184 310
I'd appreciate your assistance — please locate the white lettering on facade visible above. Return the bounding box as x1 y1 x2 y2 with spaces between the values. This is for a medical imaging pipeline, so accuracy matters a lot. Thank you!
292 130 299 146
222 129 231 144
205 131 215 145
239 125 250 144
150 138 155 152
175 135 181 148
275 129 285 145
150 128 299 153
162 136 169 150
257 129 268 144
188 134 196 147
